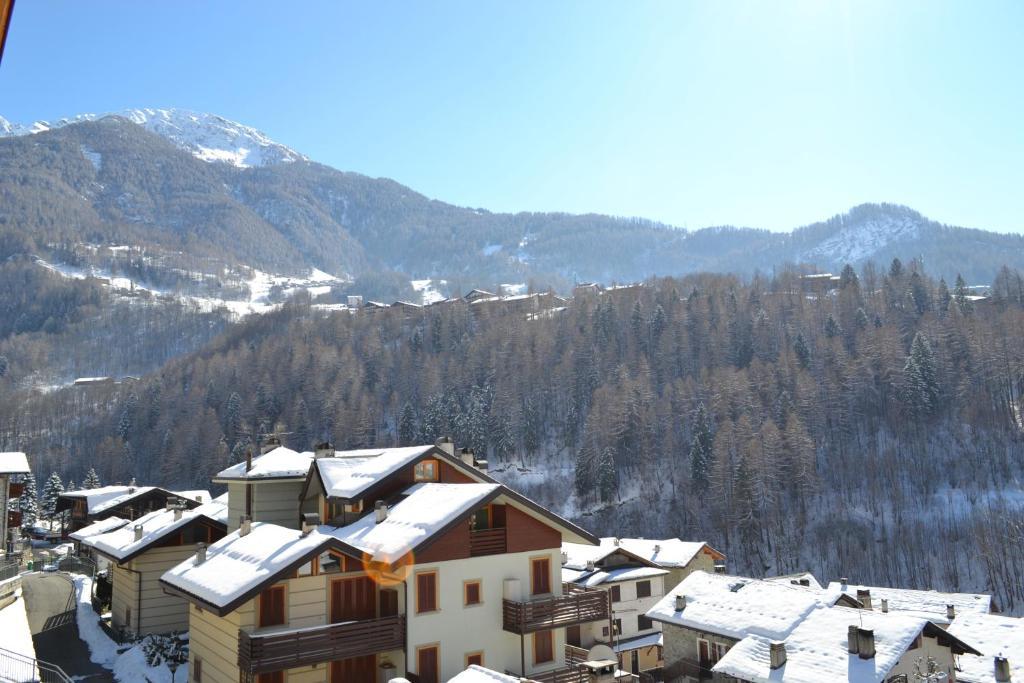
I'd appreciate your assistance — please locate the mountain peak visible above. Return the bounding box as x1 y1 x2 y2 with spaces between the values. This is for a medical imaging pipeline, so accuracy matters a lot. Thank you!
0 107 306 168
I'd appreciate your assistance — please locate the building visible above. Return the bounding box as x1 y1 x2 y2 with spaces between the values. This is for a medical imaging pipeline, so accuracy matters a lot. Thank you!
711 605 979 683
214 439 316 532
0 452 31 556
825 580 994 623
561 537 724 676
946 612 1023 683
646 571 855 682
82 496 227 637
68 516 129 566
57 484 211 534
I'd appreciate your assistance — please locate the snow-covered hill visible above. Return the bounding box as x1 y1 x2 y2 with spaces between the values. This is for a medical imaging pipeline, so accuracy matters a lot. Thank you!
799 207 924 265
0 108 305 168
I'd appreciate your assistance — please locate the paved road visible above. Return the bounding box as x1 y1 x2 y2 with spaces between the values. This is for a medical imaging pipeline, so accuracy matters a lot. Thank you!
21 573 115 682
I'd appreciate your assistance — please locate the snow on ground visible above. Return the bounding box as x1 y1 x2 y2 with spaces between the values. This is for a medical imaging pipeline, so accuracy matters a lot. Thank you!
0 584 37 666
410 278 448 305
499 283 526 296
481 244 503 256
79 145 102 171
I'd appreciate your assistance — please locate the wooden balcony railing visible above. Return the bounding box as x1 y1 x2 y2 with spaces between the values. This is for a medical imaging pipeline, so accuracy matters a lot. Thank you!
469 527 506 556
503 583 610 634
237 614 405 674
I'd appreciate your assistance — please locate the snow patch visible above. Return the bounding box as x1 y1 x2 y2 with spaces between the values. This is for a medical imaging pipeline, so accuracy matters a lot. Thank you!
79 145 102 171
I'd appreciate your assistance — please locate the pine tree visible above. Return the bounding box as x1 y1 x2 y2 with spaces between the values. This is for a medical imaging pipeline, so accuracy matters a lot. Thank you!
854 307 869 330
83 467 101 489
793 333 811 368
0 355 8 378
398 402 417 446
67 479 77 493
953 274 973 314
904 332 940 418
574 442 593 498
597 446 616 502
689 403 713 493
824 314 842 339
117 393 139 441
40 473 65 522
224 391 243 447
936 278 951 313
18 471 39 529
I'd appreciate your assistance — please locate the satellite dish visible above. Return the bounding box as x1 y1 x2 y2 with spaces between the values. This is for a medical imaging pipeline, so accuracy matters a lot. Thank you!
587 644 616 662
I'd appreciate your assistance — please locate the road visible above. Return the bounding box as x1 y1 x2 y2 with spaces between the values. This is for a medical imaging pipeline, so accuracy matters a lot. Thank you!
21 572 115 682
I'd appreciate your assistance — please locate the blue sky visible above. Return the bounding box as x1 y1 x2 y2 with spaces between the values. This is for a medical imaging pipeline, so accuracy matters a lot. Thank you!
1 1 1022 232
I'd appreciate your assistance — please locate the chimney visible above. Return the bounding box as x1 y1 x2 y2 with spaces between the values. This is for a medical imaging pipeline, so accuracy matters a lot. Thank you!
560 551 568 565
994 656 1011 682
459 447 476 467
946 604 956 621
613 537 620 546
769 642 787 670
261 435 281 455
799 578 811 587
245 449 253 472
675 594 686 612
195 542 207 565
586 559 596 572
434 436 455 457
314 441 335 459
301 512 320 536
239 515 251 537
173 508 182 521
857 589 873 610
840 577 849 586
654 544 661 553
857 628 875 660
881 598 889 613
374 501 388 524
847 625 860 654
133 524 143 542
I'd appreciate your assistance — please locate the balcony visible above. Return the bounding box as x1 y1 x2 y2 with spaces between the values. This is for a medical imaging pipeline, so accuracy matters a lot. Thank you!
502 583 610 634
237 614 405 674
469 527 506 556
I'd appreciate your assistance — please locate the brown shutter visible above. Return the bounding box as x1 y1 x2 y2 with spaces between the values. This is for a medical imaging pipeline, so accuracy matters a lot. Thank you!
418 646 439 683
417 572 437 613
534 630 554 663
531 558 551 595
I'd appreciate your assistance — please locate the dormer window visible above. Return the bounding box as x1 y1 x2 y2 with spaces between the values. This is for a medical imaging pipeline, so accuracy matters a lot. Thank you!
414 459 439 482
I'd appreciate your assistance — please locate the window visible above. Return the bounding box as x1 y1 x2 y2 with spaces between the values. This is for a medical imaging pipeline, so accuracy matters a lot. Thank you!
464 580 482 606
417 645 439 683
613 618 622 636
125 606 132 628
471 506 490 530
465 652 484 667
610 585 621 602
416 571 438 613
531 557 551 596
257 673 283 683
193 656 202 683
534 630 554 664
414 459 438 482
636 580 651 598
638 615 653 631
259 586 286 627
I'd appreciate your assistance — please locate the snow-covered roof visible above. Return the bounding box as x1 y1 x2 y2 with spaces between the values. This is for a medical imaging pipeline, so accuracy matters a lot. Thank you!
447 665 520 683
613 632 663 653
0 452 31 474
68 516 129 542
214 446 314 481
826 581 992 621
60 485 161 514
764 572 824 590
646 571 826 641
174 490 212 504
84 500 228 561
161 521 334 610
712 606 938 683
565 565 668 587
946 613 1024 683
313 445 436 499
330 483 500 564
562 537 718 571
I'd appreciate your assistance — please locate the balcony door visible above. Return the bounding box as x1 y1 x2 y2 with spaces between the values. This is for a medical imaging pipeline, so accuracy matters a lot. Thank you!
330 656 376 683
331 576 376 623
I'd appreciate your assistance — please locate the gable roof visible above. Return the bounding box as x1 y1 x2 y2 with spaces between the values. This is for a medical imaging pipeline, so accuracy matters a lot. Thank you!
764 572 824 590
0 452 30 474
58 485 205 516
563 564 668 587
826 580 993 622
68 516 129 542
84 500 228 563
646 571 827 641
213 446 314 481
611 538 724 567
713 605 978 683
449 665 520 683
946 612 1024 683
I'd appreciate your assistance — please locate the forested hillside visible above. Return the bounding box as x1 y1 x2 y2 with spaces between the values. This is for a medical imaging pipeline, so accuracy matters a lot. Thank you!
4 259 1023 612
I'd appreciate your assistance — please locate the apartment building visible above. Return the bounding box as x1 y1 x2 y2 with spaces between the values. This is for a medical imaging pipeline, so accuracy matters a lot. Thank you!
712 605 979 682
160 441 610 683
0 452 31 555
82 496 227 637
57 484 211 534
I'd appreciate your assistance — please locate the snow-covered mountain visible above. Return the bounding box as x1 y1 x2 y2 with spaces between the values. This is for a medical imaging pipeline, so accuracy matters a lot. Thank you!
797 204 926 265
0 108 305 168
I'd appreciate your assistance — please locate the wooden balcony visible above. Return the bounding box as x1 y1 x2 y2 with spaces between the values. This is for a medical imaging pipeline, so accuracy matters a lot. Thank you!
469 527 506 556
502 583 610 634
237 614 405 674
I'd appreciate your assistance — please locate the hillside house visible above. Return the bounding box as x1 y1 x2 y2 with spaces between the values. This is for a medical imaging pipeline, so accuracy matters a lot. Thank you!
57 484 210 534
0 452 31 556
68 516 129 567
711 605 979 683
825 580 994 624
161 479 607 683
945 612 1023 683
646 571 858 682
82 497 227 637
